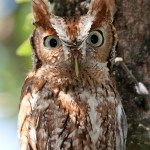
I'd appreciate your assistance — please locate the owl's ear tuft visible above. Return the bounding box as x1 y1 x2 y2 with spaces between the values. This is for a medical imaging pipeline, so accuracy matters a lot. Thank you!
32 0 52 28
88 0 116 22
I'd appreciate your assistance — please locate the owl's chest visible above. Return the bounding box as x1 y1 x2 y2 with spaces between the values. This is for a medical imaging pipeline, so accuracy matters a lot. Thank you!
40 86 117 149
23 80 119 150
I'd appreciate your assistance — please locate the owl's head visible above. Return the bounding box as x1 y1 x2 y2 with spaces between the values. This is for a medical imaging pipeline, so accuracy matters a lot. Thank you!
31 0 117 78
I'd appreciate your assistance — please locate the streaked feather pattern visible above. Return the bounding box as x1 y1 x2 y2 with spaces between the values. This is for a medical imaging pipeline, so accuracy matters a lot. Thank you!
18 0 127 149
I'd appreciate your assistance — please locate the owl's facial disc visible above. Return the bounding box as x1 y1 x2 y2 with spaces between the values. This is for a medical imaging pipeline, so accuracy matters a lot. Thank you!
50 15 102 77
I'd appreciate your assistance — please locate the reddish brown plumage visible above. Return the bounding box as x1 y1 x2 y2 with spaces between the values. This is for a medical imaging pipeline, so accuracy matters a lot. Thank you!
18 0 127 150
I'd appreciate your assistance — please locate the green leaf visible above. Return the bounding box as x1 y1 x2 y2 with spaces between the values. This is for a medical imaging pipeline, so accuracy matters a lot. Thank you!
16 0 30 3
16 39 31 56
14 3 32 41
23 13 34 33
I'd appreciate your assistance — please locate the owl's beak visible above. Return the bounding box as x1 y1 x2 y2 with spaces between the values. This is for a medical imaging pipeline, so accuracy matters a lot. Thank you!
74 56 79 78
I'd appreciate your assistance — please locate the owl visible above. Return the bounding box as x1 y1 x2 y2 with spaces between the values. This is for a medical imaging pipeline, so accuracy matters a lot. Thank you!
18 0 127 149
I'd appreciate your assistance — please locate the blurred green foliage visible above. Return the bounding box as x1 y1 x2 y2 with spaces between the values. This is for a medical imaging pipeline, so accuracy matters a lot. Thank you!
17 39 31 56
15 0 32 56
0 0 34 117
16 0 30 4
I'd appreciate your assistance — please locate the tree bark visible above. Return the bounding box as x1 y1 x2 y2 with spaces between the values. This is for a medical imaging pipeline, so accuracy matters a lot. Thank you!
52 0 150 149
114 0 150 149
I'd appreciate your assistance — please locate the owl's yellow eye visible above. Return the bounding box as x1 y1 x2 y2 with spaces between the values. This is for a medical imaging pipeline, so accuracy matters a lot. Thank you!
86 30 104 47
44 36 62 48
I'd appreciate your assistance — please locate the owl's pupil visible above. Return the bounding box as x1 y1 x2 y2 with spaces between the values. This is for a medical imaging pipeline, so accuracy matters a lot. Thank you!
50 38 57 47
90 35 98 44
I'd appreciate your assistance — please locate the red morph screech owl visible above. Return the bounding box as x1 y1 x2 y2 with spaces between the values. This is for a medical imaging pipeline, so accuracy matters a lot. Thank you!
18 0 127 149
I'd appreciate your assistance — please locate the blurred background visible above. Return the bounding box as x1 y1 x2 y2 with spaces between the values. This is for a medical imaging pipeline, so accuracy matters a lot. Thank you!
0 0 32 149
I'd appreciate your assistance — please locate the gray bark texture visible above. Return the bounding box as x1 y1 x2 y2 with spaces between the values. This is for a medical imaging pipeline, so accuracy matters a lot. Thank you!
114 0 150 149
52 0 150 149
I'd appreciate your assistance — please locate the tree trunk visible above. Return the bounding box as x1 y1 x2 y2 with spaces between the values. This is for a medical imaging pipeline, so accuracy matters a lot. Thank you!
53 0 150 149
115 0 150 149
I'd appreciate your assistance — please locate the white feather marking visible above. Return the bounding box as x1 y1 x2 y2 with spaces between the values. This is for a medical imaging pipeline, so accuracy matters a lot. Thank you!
30 93 40 110
78 41 87 59
29 128 37 143
116 104 123 149
59 91 75 102
80 90 102 146
108 96 115 103
58 91 77 124
69 130 79 146
84 146 91 150
50 16 70 42
38 128 48 148
53 127 63 133
73 138 80 146
116 104 122 123
88 96 102 145
78 15 95 41
39 128 46 139
64 141 71 148
116 103 127 150
62 44 70 60
18 95 31 138
51 132 63 149
20 135 29 150
50 15 72 60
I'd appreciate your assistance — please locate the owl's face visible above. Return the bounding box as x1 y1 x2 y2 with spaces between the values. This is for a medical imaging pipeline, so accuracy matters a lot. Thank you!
31 0 117 77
